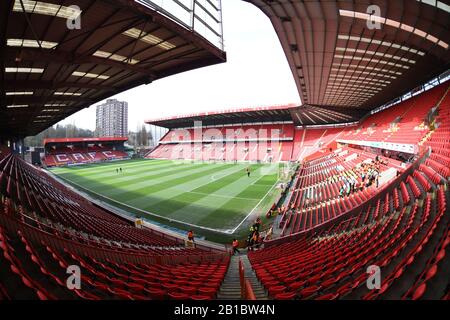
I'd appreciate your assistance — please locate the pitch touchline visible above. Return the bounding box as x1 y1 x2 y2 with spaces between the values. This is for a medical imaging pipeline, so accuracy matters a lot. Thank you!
229 179 279 234
55 159 171 176
50 173 236 234
186 191 261 201
97 162 231 196
169 166 269 201
49 168 280 235
167 164 247 194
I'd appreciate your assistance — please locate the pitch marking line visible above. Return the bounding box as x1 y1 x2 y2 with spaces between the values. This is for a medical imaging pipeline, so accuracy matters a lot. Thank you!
49 166 280 235
186 191 261 201
228 177 280 234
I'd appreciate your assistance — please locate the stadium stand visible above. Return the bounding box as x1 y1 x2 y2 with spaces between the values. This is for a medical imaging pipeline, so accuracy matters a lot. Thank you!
146 124 351 162
278 147 406 236
0 152 229 299
147 123 296 162
147 82 449 164
43 138 129 167
247 82 450 300
339 83 448 144
1 0 449 303
1 83 450 302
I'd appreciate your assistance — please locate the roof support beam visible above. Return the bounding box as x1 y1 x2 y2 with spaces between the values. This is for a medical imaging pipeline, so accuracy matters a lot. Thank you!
6 96 92 105
0 0 14 111
5 80 116 92
5 47 156 79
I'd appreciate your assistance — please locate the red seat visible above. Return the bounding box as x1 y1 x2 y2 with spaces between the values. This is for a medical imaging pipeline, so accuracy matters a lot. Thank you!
315 293 339 300
412 283 426 300
191 295 212 300
268 285 286 296
145 288 166 300
274 292 296 300
424 264 438 281
168 292 189 300
299 286 321 299
198 287 216 298
179 286 197 296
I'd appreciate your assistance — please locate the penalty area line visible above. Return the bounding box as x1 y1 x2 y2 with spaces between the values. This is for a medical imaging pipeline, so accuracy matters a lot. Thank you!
229 179 280 234
47 171 246 235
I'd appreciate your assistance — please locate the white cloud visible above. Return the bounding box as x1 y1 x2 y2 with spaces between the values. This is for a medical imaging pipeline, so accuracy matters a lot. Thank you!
58 0 300 131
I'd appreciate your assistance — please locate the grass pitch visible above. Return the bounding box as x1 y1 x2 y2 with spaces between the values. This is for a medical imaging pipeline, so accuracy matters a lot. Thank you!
50 159 281 237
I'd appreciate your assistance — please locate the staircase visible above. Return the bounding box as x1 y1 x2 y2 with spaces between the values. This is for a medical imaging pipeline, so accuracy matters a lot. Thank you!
217 252 269 300
240 254 269 300
419 86 450 148
217 255 242 300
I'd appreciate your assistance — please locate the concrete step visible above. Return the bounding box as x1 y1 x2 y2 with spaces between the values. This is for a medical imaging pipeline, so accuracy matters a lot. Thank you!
218 254 270 300
220 286 241 290
240 255 269 300
217 255 243 300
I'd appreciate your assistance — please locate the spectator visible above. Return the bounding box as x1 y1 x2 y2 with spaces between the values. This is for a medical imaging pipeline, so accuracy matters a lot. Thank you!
305 197 310 208
345 182 351 196
247 232 255 250
232 239 240 255
265 226 273 240
254 233 262 250
187 230 194 242
374 170 380 187
339 186 345 198
251 232 259 249
351 176 357 193
254 217 262 231
247 233 253 247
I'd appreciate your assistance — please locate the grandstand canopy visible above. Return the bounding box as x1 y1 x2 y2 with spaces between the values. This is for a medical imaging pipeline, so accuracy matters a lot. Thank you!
43 137 128 146
145 104 362 128
245 0 450 113
1 0 226 138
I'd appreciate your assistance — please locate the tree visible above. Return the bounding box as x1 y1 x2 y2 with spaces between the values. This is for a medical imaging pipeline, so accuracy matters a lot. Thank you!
24 124 95 147
140 124 148 146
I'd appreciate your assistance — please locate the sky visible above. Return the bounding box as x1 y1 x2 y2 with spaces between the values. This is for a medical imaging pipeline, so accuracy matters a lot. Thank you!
58 0 301 131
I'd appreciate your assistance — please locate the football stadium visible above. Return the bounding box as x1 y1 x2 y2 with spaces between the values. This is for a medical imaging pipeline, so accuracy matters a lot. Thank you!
0 0 450 311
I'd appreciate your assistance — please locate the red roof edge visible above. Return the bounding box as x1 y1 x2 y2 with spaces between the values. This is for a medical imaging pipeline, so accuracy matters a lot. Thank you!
145 104 297 124
44 137 128 145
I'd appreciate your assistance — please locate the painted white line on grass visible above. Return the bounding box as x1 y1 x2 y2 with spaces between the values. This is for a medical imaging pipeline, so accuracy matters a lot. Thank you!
174 165 269 201
123 164 243 208
165 164 246 195
186 191 261 201
108 162 232 199
228 179 280 234
50 165 280 235
52 174 236 234
55 159 172 177
211 167 239 182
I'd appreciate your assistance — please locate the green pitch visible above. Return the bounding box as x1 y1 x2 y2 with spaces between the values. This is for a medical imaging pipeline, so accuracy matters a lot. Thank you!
50 159 281 234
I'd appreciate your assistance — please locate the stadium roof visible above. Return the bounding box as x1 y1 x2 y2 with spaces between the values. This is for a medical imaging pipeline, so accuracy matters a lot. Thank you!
43 137 128 145
245 0 450 113
145 104 362 128
1 0 226 139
